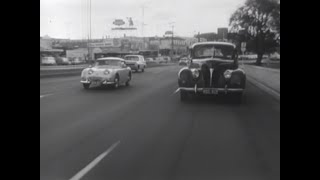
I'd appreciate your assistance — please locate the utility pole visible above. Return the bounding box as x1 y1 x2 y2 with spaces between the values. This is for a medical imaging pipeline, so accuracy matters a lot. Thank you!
171 25 174 57
141 5 145 37
86 0 90 62
169 22 175 58
141 4 148 49
89 0 92 60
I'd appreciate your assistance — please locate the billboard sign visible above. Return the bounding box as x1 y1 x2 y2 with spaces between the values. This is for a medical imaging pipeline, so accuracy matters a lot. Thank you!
113 19 125 26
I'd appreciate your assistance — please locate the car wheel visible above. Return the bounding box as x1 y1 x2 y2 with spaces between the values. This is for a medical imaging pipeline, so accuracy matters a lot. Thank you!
83 83 90 89
141 67 144 72
126 73 131 86
113 75 120 89
180 90 188 101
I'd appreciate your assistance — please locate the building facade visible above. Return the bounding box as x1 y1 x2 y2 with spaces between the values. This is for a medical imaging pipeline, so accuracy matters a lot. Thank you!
148 37 191 56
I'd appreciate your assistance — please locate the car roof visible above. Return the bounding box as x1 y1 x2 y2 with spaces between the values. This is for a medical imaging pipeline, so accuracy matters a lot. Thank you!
191 41 236 48
96 57 125 61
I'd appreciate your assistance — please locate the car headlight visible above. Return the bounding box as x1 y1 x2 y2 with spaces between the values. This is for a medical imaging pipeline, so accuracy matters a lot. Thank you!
104 70 110 75
88 69 94 75
191 69 199 78
224 70 233 79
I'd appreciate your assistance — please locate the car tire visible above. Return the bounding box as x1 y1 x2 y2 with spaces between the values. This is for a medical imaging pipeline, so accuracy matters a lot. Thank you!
113 75 120 89
83 83 90 89
141 67 144 72
180 90 188 101
126 73 131 86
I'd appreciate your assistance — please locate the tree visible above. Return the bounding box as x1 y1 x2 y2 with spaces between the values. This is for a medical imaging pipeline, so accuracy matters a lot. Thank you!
229 0 280 65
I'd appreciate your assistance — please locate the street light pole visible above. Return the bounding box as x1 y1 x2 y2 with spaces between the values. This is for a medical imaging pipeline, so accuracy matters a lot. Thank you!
169 22 175 58
89 0 92 61
171 25 174 57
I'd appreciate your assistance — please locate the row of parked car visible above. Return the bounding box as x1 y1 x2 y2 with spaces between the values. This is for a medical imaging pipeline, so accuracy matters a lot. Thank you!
41 57 85 65
144 56 172 64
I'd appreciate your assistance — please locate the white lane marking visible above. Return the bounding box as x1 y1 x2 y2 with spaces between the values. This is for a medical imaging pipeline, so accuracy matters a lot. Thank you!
173 88 180 94
40 94 53 98
69 141 120 180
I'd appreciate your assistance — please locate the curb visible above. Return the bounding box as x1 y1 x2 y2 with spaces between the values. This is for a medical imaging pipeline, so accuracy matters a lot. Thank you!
244 65 280 73
247 75 280 102
40 70 83 78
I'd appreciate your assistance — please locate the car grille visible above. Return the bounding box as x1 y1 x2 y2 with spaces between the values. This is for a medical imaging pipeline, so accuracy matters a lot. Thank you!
88 77 103 82
201 64 227 88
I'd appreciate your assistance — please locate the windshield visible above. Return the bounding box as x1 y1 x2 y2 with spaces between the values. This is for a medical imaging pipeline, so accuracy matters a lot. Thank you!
125 56 139 61
95 60 122 67
193 45 234 59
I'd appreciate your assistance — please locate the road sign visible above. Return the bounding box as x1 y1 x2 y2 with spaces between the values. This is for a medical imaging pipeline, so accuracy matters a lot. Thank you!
241 42 246 52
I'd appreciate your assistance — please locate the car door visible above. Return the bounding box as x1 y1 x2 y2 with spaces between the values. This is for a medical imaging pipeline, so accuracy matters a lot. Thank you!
140 56 146 66
118 61 128 83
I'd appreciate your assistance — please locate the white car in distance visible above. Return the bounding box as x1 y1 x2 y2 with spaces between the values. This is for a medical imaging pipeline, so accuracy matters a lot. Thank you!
124 55 147 72
41 57 56 65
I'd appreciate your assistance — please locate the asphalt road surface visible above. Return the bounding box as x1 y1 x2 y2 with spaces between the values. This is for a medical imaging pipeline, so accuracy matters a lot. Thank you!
40 65 280 180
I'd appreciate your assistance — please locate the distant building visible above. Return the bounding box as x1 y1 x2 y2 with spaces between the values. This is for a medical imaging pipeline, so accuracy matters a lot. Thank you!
217 28 228 40
182 37 199 46
149 36 189 56
196 32 218 41
66 48 88 60
40 35 54 50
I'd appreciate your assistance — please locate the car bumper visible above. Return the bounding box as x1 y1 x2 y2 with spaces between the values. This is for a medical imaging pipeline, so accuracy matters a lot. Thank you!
127 64 138 70
80 79 115 85
179 86 244 94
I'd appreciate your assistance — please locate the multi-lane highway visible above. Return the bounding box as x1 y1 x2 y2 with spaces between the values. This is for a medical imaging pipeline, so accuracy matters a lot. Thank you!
40 65 280 180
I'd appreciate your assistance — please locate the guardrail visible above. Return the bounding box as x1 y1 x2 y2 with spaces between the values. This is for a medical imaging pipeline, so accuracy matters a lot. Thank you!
40 64 88 70
40 62 176 78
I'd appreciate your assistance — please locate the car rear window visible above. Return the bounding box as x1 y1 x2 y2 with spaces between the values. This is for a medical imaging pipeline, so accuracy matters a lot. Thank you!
125 56 139 61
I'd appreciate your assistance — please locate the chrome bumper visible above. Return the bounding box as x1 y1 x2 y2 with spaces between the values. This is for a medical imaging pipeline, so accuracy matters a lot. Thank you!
80 80 115 85
179 86 244 94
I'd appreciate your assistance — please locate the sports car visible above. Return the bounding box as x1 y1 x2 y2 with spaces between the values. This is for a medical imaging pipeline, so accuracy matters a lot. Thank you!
80 57 132 89
178 42 246 103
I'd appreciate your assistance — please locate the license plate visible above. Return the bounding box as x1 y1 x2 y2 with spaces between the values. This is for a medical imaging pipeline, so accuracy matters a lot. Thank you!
92 81 100 85
203 88 218 95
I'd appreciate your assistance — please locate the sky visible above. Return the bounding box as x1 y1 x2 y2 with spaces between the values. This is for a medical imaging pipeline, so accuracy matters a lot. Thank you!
40 0 245 39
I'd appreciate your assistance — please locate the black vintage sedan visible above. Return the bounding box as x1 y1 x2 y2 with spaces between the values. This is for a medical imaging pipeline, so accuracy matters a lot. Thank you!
178 42 246 102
